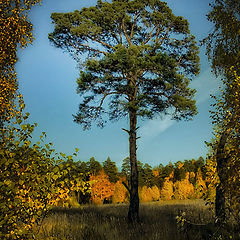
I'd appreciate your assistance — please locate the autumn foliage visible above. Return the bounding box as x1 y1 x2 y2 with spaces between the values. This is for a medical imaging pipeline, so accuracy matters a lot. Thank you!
205 67 240 222
0 103 91 239
90 170 115 204
112 178 128 204
0 0 42 127
80 156 211 205
140 185 161 202
160 177 174 201
1 0 238 238
173 172 194 200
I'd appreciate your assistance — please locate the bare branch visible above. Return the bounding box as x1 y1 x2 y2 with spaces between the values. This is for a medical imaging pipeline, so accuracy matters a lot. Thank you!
122 128 130 134
122 181 131 194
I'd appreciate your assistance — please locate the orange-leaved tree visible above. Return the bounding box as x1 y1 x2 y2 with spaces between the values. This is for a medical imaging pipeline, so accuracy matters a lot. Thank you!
194 168 207 199
140 185 160 202
160 176 174 201
151 185 161 201
140 186 153 202
112 177 129 204
173 172 194 200
90 170 115 204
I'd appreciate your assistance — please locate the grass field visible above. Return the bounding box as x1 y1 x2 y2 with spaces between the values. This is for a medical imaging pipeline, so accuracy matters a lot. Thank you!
34 199 220 240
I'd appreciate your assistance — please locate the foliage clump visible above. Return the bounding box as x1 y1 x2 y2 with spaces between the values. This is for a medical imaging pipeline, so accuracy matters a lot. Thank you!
0 100 90 239
0 0 41 128
203 0 240 231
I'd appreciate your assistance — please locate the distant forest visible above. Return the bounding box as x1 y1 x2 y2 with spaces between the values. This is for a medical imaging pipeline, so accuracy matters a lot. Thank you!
61 156 211 206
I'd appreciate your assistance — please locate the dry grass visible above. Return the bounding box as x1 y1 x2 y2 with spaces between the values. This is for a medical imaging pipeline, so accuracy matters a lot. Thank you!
36 199 214 240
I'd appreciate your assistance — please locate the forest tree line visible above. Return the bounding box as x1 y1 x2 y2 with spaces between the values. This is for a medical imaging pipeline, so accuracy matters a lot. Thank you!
61 156 213 205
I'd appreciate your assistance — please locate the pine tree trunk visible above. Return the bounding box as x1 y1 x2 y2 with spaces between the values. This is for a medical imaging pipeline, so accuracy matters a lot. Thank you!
128 109 139 222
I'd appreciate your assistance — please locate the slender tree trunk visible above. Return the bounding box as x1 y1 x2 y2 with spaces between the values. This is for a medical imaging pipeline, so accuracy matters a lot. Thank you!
215 132 228 222
215 185 225 221
128 109 139 222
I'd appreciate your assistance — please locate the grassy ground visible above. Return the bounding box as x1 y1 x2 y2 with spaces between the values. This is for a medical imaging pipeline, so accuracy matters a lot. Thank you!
35 199 218 240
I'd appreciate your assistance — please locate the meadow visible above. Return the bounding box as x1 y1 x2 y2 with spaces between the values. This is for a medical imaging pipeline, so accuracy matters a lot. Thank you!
35 199 216 240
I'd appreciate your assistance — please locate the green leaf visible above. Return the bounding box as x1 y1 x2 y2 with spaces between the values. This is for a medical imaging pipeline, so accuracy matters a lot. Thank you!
52 175 58 181
21 124 27 131
19 180 24 185
53 166 59 173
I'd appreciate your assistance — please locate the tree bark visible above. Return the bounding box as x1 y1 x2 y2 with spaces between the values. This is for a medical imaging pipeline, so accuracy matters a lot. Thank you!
215 132 228 222
128 109 139 222
215 184 225 221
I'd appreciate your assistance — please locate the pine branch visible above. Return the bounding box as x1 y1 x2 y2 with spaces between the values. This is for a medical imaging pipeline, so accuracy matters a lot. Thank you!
95 91 123 118
129 11 141 42
144 26 157 44
89 36 115 50
122 18 131 45
69 41 107 56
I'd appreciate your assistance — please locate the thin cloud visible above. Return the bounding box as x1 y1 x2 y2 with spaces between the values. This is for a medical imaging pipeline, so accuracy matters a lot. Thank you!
139 116 175 139
139 68 220 141
191 67 221 104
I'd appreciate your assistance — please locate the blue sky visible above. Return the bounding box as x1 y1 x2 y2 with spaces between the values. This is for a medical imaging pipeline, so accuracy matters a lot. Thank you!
16 0 220 169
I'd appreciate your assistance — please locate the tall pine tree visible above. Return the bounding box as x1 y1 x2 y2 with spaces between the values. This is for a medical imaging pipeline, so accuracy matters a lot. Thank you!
49 0 200 222
103 157 119 183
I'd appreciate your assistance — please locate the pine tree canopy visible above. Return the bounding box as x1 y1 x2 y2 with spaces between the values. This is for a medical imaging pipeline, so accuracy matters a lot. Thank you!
49 0 200 129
